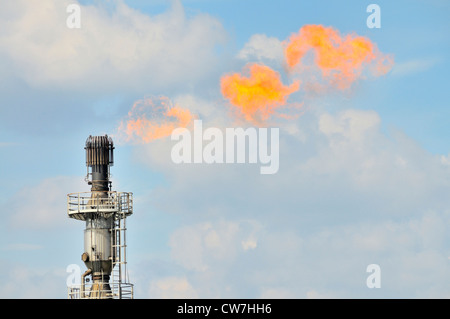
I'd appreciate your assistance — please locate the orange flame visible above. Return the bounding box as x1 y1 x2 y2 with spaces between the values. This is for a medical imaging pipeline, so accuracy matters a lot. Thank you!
284 25 393 89
220 63 300 123
118 96 194 143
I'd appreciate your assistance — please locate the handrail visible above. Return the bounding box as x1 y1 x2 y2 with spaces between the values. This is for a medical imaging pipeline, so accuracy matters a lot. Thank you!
68 282 134 299
67 191 133 220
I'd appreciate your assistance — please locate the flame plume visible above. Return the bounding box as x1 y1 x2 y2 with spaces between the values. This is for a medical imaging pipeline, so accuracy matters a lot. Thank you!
220 63 300 123
284 24 393 89
118 96 194 143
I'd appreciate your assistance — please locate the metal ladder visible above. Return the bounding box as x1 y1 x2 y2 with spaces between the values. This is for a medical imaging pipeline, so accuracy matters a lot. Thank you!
110 212 129 298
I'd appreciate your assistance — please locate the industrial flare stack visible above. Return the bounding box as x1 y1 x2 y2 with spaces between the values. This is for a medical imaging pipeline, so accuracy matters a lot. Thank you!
67 135 133 299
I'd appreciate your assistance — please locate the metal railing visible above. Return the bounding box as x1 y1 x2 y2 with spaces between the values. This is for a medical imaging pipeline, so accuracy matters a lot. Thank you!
68 282 134 299
67 191 133 220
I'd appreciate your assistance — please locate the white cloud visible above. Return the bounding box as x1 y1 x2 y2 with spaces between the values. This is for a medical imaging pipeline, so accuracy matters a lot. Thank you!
6 176 87 229
139 105 450 297
168 220 258 272
0 262 67 299
237 34 284 62
318 109 380 142
148 276 198 299
172 94 233 128
0 0 227 92
143 207 450 298
260 287 295 299
241 238 257 251
441 154 450 166
391 57 441 77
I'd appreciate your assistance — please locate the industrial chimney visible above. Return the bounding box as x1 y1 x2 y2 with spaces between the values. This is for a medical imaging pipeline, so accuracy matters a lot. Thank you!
67 135 134 299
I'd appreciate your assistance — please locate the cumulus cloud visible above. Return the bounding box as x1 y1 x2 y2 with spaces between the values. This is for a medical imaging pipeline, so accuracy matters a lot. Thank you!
5 176 87 229
169 220 261 272
148 276 198 299
237 34 284 62
136 105 448 218
260 287 296 299
0 261 67 299
135 104 450 297
0 0 227 92
107 98 450 298
305 290 336 299
318 109 380 142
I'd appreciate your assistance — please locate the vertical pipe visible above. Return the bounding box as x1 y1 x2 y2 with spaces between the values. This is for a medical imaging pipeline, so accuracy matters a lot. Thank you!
81 268 92 298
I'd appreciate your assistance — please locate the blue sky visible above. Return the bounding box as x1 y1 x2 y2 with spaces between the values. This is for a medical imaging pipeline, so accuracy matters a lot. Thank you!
0 0 449 298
